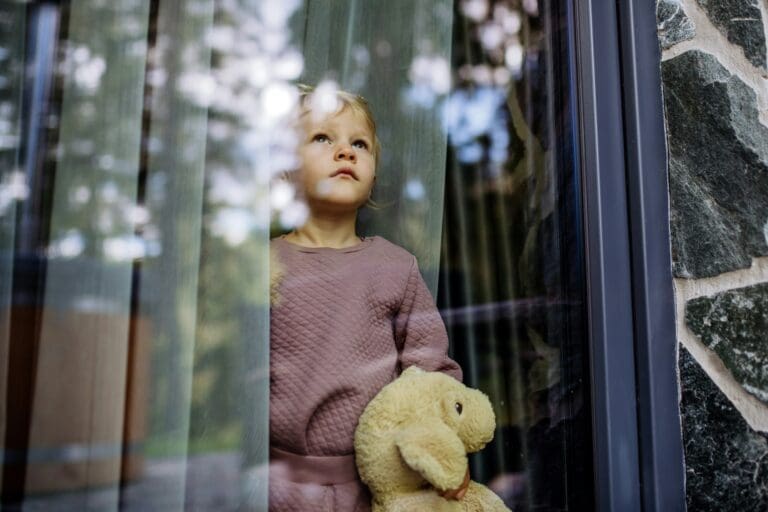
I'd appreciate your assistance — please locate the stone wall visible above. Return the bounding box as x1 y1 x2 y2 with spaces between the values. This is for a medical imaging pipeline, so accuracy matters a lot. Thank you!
657 0 768 508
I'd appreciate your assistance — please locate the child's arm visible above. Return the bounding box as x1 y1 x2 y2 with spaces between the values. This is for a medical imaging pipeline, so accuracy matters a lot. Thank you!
393 256 462 381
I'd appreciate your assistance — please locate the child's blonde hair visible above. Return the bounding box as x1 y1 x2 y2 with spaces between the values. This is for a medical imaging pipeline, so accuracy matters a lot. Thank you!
297 84 382 168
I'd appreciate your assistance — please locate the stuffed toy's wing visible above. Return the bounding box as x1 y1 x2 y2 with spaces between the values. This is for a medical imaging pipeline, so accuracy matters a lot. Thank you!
395 419 467 491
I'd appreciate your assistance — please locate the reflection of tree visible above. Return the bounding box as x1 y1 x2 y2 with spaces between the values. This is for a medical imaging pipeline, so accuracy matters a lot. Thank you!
0 4 27 220
439 1 591 509
141 0 213 446
45 1 150 261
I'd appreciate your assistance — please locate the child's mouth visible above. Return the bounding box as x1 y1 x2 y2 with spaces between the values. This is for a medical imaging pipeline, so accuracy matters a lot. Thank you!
331 168 357 180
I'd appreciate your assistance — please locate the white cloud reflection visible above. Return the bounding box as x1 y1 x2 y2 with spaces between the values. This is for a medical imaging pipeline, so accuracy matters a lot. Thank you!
443 87 509 174
505 44 524 75
261 82 298 122
177 70 216 108
461 0 489 21
409 55 451 95
0 171 29 216
63 45 106 93
523 0 539 16
103 234 148 261
404 179 426 201
307 80 341 119
405 55 452 108
270 179 295 211
48 230 85 259
210 207 256 246
278 200 308 229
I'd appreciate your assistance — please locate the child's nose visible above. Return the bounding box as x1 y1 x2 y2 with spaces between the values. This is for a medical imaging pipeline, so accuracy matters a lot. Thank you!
334 145 356 162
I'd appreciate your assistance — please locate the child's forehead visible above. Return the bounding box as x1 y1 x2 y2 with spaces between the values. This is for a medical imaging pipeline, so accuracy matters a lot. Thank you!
300 106 372 133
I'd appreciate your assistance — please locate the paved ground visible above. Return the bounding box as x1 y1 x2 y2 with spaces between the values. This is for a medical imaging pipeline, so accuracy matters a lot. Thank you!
18 452 256 511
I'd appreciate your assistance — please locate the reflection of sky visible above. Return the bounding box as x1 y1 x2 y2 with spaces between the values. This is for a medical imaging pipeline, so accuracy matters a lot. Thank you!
443 87 509 174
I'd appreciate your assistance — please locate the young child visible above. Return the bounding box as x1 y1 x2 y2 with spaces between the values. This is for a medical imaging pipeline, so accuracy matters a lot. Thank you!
268 85 465 511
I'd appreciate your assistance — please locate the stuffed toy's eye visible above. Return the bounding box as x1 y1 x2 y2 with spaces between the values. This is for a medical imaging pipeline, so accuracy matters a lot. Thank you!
455 402 463 415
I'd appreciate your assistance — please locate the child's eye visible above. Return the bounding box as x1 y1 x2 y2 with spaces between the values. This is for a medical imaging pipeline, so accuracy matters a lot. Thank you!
312 133 330 144
353 139 369 150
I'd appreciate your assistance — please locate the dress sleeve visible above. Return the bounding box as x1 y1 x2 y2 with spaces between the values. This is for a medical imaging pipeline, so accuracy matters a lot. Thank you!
394 256 463 381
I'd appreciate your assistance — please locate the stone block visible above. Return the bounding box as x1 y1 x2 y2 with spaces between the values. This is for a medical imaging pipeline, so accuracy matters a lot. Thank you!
695 0 767 70
662 50 768 278
686 283 768 403
680 348 768 510
657 0 696 50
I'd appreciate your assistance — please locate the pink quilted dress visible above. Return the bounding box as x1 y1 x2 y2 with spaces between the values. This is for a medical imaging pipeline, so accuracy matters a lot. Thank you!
269 235 462 511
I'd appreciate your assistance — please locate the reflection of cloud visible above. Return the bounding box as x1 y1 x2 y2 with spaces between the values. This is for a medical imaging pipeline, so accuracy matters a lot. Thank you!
307 80 341 119
210 207 256 246
278 200 308 229
97 153 115 170
258 0 302 27
409 55 451 94
69 185 91 205
209 170 252 207
404 179 426 201
494 5 521 34
100 181 120 203
461 0 489 21
177 70 216 108
272 49 303 82
261 82 298 122
523 0 539 16
125 205 150 226
0 100 17 148
206 26 235 52
404 55 452 108
0 171 29 216
480 22 504 50
63 45 106 93
48 230 85 259
460 2 525 79
103 235 148 261
146 68 167 87
442 87 509 174
505 44 523 75
270 180 294 211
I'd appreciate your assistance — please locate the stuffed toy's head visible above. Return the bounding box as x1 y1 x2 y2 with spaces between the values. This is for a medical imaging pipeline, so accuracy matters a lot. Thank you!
355 367 510 511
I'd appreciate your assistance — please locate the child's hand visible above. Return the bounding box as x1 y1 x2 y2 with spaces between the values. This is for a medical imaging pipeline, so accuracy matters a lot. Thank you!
439 468 470 500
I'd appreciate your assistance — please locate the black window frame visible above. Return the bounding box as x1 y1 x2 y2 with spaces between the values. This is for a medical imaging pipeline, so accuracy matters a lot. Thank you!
574 0 686 510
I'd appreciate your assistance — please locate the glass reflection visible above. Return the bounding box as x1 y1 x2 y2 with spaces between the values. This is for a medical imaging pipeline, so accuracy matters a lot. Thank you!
1 0 591 510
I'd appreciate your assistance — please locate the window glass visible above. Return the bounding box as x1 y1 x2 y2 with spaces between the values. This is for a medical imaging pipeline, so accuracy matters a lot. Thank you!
0 1 592 510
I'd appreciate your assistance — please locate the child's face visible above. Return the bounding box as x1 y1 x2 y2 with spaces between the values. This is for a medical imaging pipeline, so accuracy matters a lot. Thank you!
296 107 376 213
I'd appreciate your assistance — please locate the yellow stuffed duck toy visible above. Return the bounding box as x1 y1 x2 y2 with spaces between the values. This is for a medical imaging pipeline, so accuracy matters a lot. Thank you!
354 366 511 511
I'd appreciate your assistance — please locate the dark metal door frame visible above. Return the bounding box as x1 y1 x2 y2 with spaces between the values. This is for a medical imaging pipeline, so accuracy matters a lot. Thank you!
573 0 686 510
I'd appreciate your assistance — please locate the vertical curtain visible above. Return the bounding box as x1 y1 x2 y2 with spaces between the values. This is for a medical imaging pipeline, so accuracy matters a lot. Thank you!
3 0 291 508
24 1 151 507
0 2 27 498
293 0 454 296
134 0 215 508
